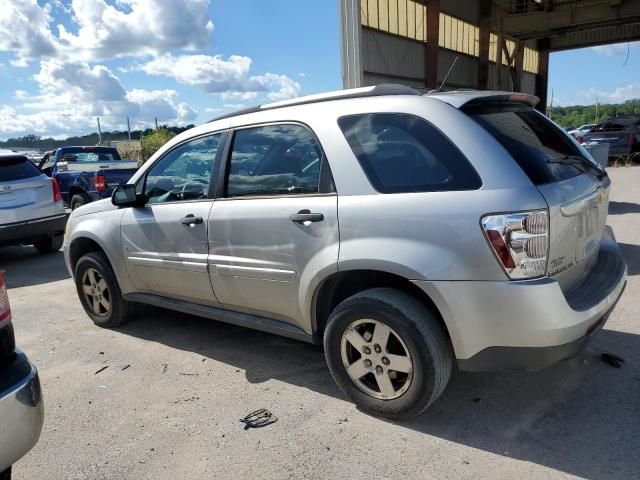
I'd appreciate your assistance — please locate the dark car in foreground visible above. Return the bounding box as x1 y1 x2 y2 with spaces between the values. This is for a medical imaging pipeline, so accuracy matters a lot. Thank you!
0 272 44 480
39 146 138 210
583 117 640 161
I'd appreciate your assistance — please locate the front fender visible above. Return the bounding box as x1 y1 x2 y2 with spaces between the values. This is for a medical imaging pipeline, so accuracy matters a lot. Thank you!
65 209 134 294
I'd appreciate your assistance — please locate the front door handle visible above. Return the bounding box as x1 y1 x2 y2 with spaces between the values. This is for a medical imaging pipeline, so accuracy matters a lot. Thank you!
180 214 203 226
289 209 324 223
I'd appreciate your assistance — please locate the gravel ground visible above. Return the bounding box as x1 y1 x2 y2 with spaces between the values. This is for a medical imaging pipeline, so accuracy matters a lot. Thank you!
3 167 640 480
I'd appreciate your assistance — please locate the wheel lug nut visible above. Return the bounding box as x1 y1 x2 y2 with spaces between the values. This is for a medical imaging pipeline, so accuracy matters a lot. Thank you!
374 344 382 353
364 359 372 367
382 357 390 365
376 365 383 374
363 346 371 355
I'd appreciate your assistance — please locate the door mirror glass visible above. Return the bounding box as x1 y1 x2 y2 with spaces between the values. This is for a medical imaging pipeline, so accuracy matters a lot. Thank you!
112 184 143 207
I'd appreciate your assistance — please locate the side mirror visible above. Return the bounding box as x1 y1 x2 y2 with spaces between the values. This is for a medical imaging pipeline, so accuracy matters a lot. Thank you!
112 184 145 208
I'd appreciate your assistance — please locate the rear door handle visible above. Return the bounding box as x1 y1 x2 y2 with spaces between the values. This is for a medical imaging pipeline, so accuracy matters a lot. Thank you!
289 209 324 223
180 214 203 226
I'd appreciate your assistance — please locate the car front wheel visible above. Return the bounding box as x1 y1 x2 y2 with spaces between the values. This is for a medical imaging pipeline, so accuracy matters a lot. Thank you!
324 288 452 419
74 251 135 328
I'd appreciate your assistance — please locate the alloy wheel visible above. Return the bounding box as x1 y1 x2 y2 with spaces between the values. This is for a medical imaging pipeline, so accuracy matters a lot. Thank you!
81 268 111 317
340 318 413 400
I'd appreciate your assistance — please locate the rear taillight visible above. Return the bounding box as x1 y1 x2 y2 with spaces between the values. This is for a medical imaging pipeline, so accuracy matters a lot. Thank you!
481 210 549 279
576 135 584 144
94 175 106 192
0 272 11 327
52 178 62 202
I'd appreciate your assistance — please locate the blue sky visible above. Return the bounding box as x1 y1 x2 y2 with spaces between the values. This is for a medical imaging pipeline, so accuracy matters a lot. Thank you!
0 0 637 139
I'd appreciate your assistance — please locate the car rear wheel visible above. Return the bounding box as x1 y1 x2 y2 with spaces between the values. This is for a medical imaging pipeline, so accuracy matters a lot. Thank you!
323 288 452 419
33 234 63 254
70 193 89 210
74 251 135 328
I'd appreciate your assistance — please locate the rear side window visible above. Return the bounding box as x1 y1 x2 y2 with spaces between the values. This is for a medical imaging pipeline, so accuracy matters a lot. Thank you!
463 103 597 185
0 157 41 182
338 113 481 193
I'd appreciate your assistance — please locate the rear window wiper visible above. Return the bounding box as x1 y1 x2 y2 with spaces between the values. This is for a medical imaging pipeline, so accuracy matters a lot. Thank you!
547 155 606 179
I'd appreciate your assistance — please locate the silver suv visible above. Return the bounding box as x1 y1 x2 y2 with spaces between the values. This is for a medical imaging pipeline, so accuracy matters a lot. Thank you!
64 85 627 419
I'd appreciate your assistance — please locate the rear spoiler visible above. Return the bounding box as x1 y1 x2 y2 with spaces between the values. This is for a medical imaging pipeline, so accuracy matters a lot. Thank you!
462 93 539 108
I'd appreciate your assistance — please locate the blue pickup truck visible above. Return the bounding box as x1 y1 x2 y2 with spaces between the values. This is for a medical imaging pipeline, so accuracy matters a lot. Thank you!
39 146 138 210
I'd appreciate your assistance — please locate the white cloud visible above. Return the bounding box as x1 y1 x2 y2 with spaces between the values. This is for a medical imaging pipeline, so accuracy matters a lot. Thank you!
0 0 59 66
14 90 28 100
0 60 196 138
298 72 306 77
590 42 639 56
574 84 640 105
0 0 213 64
140 54 301 101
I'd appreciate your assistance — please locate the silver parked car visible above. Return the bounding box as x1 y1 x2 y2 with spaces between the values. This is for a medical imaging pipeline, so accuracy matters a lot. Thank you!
0 155 66 253
64 85 627 418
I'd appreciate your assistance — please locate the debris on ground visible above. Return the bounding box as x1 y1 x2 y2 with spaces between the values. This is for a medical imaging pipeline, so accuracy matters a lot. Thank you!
600 352 625 368
178 372 199 376
114 364 130 372
95 366 109 375
239 409 278 430
161 364 168 374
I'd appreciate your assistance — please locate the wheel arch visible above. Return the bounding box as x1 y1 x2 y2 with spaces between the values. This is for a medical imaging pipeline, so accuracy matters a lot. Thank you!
311 269 452 346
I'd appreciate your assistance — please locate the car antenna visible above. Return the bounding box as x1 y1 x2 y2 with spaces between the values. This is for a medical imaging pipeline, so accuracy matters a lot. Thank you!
428 56 459 94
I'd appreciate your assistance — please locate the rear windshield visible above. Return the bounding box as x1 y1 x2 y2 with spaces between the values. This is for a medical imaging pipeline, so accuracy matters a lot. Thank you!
60 150 120 163
463 103 600 185
0 157 41 182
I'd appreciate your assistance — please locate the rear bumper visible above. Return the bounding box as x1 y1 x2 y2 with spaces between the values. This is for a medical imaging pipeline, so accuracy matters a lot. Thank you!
0 214 67 247
413 226 627 371
0 350 44 472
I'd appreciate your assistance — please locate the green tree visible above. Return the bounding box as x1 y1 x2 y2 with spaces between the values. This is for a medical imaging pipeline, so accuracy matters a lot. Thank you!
139 127 177 165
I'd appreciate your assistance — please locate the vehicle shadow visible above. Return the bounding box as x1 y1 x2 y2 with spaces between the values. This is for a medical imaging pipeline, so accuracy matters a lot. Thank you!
120 306 640 480
618 243 640 276
0 246 70 288
609 201 640 215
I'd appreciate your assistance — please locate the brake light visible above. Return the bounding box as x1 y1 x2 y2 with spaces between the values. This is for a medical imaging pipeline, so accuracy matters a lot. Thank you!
0 272 11 327
481 210 549 279
576 135 584 144
94 175 106 192
52 178 62 202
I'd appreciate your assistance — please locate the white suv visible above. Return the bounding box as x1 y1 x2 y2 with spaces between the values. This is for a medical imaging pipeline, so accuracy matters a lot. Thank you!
65 85 626 418
0 155 66 253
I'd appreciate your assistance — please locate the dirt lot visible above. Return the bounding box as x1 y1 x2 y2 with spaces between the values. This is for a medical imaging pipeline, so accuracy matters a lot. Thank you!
3 167 640 480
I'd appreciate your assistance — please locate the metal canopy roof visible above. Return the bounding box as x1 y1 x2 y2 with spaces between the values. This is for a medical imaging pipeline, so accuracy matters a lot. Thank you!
492 0 640 50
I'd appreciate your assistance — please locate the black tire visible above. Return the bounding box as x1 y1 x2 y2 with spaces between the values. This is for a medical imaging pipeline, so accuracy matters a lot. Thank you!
33 234 63 254
323 288 452 419
0 467 10 480
70 193 89 210
74 251 135 328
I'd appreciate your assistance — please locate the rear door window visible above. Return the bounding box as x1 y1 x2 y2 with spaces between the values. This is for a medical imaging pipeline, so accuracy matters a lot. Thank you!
338 113 481 193
463 103 601 185
226 124 323 197
0 157 42 182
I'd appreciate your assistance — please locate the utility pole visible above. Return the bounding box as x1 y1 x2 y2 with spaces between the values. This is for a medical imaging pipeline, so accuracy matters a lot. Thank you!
154 117 158 130
127 117 131 140
595 97 599 124
96 117 102 145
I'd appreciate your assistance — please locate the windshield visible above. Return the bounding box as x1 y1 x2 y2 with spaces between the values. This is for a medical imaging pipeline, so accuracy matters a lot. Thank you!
463 103 602 185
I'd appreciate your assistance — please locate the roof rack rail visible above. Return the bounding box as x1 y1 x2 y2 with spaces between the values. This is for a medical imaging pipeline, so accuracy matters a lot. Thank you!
208 83 420 123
